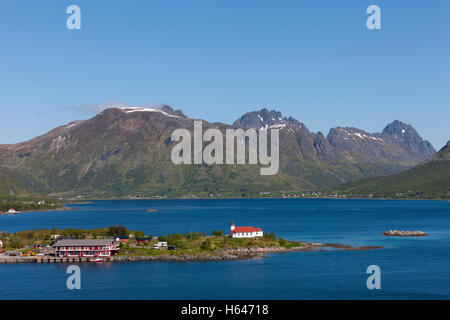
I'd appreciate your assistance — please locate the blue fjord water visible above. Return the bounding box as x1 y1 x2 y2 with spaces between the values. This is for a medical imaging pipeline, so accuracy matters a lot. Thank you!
0 199 449 299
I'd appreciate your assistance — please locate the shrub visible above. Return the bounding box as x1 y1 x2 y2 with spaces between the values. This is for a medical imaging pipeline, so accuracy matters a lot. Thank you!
200 239 212 251
264 232 276 241
173 240 187 249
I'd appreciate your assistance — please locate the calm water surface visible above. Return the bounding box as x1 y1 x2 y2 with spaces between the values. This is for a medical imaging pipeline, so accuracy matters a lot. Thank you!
0 199 449 299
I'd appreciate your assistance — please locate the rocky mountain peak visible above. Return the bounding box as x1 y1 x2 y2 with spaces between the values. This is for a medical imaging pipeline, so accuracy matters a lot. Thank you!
382 120 417 139
233 108 302 130
159 105 187 118
382 120 435 161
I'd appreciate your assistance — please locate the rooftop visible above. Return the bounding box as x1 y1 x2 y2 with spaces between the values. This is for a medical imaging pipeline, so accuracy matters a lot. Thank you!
232 226 262 234
54 238 114 247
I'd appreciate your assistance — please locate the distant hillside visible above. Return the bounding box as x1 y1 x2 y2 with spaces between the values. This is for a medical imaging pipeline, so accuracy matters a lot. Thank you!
330 141 450 199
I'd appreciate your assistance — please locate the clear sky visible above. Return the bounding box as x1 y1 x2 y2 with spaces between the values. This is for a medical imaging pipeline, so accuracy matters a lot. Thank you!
0 0 449 149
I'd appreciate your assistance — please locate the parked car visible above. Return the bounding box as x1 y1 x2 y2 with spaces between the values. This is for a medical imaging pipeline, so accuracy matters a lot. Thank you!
168 245 176 250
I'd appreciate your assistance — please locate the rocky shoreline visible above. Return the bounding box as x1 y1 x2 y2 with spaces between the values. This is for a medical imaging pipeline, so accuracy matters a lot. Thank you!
111 243 327 262
0 243 385 264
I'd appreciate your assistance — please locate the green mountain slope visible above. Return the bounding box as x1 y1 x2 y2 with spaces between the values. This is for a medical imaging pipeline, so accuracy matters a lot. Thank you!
331 141 450 199
0 169 33 198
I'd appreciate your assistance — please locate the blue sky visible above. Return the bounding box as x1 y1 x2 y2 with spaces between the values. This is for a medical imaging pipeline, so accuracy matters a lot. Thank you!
0 0 449 149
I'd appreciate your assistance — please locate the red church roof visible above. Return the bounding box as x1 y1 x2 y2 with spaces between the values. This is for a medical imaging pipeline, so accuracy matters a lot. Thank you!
232 226 262 234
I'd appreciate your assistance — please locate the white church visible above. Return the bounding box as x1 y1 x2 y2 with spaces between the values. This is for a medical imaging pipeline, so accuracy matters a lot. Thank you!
230 221 263 238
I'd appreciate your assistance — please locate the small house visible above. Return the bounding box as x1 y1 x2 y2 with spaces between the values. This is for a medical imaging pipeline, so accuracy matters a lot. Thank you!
115 236 129 243
136 238 151 244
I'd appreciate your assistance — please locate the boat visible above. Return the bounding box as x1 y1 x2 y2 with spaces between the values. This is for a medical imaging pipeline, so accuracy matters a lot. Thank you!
89 258 103 262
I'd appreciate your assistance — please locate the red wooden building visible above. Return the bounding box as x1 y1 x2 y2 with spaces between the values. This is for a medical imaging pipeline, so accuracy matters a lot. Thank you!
53 238 119 258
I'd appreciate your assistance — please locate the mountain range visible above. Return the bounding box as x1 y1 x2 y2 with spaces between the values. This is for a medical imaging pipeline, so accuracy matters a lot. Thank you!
0 106 437 198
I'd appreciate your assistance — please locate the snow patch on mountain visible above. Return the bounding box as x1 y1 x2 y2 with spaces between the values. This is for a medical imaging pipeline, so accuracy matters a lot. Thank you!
119 107 181 118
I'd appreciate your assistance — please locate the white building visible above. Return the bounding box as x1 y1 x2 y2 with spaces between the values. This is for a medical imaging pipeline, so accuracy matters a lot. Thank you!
0 240 3 248
230 221 263 238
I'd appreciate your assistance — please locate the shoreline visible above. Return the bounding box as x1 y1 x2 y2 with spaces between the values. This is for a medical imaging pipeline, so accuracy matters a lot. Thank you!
0 243 384 264
58 196 450 202
0 205 73 215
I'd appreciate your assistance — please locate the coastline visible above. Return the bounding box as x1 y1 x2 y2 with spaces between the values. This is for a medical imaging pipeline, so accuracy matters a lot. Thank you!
61 196 450 202
0 205 73 215
0 243 383 264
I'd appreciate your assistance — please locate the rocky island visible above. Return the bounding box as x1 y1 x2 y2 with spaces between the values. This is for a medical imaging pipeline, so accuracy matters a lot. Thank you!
383 230 429 237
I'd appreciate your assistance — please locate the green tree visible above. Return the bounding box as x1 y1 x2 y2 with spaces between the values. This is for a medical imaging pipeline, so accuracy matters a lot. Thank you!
107 225 128 237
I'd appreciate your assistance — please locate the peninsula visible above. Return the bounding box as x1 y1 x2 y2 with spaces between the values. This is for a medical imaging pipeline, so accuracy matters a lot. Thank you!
0 225 381 264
